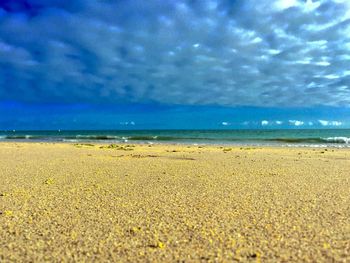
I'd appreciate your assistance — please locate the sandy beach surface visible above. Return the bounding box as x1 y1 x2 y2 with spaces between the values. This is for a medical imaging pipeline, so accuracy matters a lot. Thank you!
0 142 349 262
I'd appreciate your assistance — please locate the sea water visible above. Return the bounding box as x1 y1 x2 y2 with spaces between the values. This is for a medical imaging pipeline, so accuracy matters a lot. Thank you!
1 129 350 147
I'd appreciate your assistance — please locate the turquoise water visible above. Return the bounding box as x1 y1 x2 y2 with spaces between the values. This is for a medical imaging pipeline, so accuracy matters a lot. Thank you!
1 129 350 147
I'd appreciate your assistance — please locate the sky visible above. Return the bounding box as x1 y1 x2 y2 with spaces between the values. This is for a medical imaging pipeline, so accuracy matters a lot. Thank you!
0 0 350 129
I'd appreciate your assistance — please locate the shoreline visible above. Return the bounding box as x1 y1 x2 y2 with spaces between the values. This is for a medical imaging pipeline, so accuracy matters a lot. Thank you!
1 140 350 149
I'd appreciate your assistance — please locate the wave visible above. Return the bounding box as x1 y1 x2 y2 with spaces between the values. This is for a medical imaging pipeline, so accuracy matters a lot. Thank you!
268 137 350 144
58 135 186 141
0 134 349 144
63 135 196 141
0 134 188 141
74 135 121 140
72 135 212 141
322 137 350 144
2 135 40 140
125 136 186 141
1 135 122 141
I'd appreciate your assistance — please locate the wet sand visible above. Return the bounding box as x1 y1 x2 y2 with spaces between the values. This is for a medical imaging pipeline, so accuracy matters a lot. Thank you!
0 142 349 262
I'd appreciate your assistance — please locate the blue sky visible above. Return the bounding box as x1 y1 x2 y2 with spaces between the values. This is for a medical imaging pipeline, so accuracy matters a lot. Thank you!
1 0 350 129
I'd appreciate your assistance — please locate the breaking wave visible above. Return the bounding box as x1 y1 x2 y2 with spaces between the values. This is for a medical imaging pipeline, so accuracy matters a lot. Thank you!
268 137 350 144
0 133 349 145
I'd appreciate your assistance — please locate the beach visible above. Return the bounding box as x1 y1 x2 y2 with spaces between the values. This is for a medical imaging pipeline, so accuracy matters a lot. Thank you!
0 142 349 262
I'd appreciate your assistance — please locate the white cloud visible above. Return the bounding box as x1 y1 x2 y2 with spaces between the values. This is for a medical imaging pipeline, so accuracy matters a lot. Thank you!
318 120 342 126
275 121 283 125
318 120 329 126
332 121 343 126
274 0 299 10
120 121 135 126
289 120 304 126
261 120 269 126
1 0 350 107
222 121 230 126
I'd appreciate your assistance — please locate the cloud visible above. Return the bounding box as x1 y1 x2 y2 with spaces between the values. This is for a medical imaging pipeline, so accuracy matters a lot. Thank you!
1 0 350 106
221 121 230 126
275 120 283 125
289 120 304 126
261 120 269 126
318 120 329 126
318 120 342 126
119 121 135 126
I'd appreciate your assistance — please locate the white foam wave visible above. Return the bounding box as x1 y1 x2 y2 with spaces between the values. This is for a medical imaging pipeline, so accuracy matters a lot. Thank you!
323 137 350 144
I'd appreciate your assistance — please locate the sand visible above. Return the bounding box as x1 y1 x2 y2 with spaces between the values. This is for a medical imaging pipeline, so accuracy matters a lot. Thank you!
0 142 349 262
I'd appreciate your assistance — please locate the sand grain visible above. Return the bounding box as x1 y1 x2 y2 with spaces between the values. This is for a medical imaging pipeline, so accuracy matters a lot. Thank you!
0 143 349 262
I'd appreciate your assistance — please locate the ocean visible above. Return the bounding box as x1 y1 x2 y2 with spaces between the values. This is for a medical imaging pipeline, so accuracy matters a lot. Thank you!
1 129 350 147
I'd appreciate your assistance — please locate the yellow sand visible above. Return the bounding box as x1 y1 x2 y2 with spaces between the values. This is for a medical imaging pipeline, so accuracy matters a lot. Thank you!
0 142 349 262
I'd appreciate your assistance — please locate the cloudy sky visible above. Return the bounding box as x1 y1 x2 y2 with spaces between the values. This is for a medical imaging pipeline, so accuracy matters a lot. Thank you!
1 0 350 129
